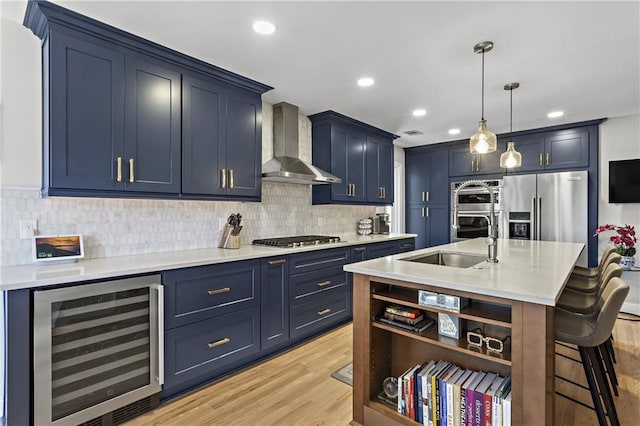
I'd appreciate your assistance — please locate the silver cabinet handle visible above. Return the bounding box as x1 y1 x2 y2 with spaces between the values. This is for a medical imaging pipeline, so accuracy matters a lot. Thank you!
476 158 480 172
116 157 123 182
471 159 475 172
208 337 230 349
221 168 227 188
128 158 135 183
207 287 230 296
546 152 550 166
539 153 543 167
421 207 425 217
229 169 234 189
425 191 429 202
425 207 429 217
421 191 425 202
268 259 286 265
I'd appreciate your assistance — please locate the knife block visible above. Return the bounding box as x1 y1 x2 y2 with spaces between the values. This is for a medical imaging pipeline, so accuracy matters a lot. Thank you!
218 224 240 249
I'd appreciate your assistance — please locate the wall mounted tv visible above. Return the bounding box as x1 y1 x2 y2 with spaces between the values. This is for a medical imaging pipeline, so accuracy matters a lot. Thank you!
609 158 640 203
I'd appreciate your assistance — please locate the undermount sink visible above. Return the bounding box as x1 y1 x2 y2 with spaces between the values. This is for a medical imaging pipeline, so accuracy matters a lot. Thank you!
400 251 486 268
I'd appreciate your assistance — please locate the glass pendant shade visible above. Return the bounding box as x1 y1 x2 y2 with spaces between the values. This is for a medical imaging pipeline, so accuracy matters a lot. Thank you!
500 141 522 168
469 119 497 154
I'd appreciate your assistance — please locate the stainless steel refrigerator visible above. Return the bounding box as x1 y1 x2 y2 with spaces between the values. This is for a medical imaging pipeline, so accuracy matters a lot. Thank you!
502 170 588 267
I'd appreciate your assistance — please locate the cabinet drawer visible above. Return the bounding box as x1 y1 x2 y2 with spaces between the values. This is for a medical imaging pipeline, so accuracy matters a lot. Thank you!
290 265 349 305
366 242 397 260
290 290 352 340
396 239 416 253
163 260 260 329
164 306 260 392
289 247 350 275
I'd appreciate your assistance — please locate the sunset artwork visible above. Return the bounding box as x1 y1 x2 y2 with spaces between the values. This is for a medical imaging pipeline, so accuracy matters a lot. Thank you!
35 235 83 260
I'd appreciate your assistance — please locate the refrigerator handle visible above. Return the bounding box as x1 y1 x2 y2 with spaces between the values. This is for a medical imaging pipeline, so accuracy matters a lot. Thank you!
537 197 542 241
531 197 537 240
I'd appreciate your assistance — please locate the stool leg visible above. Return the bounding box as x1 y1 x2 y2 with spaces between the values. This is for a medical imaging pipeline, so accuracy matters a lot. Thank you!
598 343 619 396
587 346 620 426
606 335 617 364
578 346 607 425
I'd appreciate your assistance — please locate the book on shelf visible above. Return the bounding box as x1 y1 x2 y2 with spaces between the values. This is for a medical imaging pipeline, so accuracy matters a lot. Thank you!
383 311 424 325
385 304 422 319
460 371 481 426
453 370 472 426
445 368 465 426
404 364 421 418
377 389 397 407
377 316 435 333
473 373 498 426
484 375 504 426
426 361 449 426
417 361 436 425
434 363 455 425
492 376 512 426
502 390 512 426
398 365 414 415
465 372 486 426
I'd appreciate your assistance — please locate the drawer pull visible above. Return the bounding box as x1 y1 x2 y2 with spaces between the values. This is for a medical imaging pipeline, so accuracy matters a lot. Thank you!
207 337 230 349
207 287 230 296
354 247 366 252
317 280 332 287
317 308 331 316
268 259 286 265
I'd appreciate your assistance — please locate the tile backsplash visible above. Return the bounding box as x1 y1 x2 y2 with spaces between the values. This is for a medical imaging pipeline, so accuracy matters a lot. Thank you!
0 184 375 266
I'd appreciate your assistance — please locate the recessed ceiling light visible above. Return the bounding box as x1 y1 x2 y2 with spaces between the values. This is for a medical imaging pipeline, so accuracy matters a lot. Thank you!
357 77 374 87
448 128 461 135
412 109 427 117
252 21 276 35
548 110 564 118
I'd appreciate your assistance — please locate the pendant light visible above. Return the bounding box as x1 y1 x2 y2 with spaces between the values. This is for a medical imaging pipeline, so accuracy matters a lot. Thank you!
500 82 523 168
469 41 497 154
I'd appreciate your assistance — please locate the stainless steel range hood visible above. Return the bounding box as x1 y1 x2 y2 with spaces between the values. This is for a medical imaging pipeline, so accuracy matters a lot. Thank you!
262 102 341 185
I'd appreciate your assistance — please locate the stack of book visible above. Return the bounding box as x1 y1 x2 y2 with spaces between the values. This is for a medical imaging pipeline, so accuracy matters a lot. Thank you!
387 360 512 426
377 305 434 333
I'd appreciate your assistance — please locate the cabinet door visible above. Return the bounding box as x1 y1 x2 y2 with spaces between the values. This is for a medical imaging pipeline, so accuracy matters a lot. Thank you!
449 147 476 177
405 149 428 204
476 146 503 174
330 126 366 202
181 74 225 195
407 205 428 249
428 150 450 204
366 136 394 204
543 129 589 170
351 246 367 262
261 257 289 351
509 136 544 172
124 56 181 193
225 88 262 198
427 204 451 246
49 32 125 191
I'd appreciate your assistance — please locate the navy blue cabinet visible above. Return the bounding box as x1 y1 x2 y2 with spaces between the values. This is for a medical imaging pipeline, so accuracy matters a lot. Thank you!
261 257 290 351
310 111 398 205
449 142 505 177
405 147 450 249
25 0 271 200
182 75 262 199
124 56 181 194
47 32 125 193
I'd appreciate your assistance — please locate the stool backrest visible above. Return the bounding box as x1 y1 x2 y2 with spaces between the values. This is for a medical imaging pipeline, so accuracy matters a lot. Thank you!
589 277 629 347
598 246 617 270
594 263 623 301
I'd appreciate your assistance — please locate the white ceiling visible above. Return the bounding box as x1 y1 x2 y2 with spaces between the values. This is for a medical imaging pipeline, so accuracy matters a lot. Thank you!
43 1 640 147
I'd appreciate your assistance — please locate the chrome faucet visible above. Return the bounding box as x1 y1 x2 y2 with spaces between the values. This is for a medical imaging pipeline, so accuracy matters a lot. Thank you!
452 180 499 263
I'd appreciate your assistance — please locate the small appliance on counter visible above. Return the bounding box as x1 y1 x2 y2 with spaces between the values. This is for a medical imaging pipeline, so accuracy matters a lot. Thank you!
219 213 242 249
370 213 391 234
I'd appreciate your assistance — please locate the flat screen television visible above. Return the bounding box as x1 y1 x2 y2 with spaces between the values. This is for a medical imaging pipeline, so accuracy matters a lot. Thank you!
609 159 640 203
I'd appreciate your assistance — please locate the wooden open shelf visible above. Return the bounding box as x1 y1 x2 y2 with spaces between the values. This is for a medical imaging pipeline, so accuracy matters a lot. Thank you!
372 287 512 328
372 320 512 366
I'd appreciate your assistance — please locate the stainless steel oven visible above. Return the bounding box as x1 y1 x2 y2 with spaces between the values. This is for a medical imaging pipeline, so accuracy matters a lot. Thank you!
33 275 163 426
451 180 503 242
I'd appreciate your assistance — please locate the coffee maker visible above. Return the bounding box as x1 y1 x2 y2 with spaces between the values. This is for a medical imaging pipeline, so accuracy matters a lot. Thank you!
370 213 390 234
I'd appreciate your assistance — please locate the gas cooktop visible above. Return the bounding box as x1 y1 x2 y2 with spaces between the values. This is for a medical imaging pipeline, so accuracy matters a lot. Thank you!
252 235 342 248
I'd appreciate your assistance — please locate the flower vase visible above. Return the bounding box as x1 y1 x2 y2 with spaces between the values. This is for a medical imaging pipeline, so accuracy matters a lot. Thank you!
620 256 635 270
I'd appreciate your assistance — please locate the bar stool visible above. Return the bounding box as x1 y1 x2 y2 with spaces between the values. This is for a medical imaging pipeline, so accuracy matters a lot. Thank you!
565 253 621 294
557 263 623 314
571 247 616 279
555 277 629 426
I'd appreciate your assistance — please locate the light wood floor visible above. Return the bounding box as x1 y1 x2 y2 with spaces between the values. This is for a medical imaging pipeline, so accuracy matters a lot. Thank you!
127 318 639 425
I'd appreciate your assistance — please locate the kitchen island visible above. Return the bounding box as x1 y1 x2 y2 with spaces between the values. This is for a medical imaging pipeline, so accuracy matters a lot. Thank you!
344 238 584 426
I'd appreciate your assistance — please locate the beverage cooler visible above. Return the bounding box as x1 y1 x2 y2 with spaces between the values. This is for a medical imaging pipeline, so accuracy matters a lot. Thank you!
33 275 163 425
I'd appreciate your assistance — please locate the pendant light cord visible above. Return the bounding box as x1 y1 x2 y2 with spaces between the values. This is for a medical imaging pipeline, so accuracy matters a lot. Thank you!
481 49 485 120
510 86 513 134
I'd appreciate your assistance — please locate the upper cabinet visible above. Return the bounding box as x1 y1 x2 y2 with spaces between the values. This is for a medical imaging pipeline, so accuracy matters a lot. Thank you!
448 142 505 177
508 128 590 173
182 75 262 199
309 111 398 206
25 0 271 201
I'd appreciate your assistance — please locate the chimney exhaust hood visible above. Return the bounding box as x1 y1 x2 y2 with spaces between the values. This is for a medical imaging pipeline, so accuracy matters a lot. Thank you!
262 102 341 185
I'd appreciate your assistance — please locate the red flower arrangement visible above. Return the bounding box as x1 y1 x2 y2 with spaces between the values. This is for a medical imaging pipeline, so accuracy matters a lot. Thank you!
594 224 636 257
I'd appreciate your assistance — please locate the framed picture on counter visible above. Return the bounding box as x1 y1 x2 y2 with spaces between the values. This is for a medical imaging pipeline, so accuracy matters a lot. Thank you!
33 235 84 263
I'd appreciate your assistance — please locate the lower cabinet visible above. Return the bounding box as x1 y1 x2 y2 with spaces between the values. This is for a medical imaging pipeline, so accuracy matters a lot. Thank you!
161 239 415 400
163 307 261 394
261 257 289 351
407 204 450 249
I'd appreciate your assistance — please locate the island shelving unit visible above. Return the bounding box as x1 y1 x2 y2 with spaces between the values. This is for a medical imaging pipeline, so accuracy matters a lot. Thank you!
345 238 585 426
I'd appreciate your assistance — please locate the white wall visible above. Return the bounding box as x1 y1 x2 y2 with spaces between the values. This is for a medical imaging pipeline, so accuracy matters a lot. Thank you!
598 115 640 314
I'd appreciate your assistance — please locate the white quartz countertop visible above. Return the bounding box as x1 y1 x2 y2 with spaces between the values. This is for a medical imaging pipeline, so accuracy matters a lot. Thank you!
0 233 416 291
344 238 584 306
